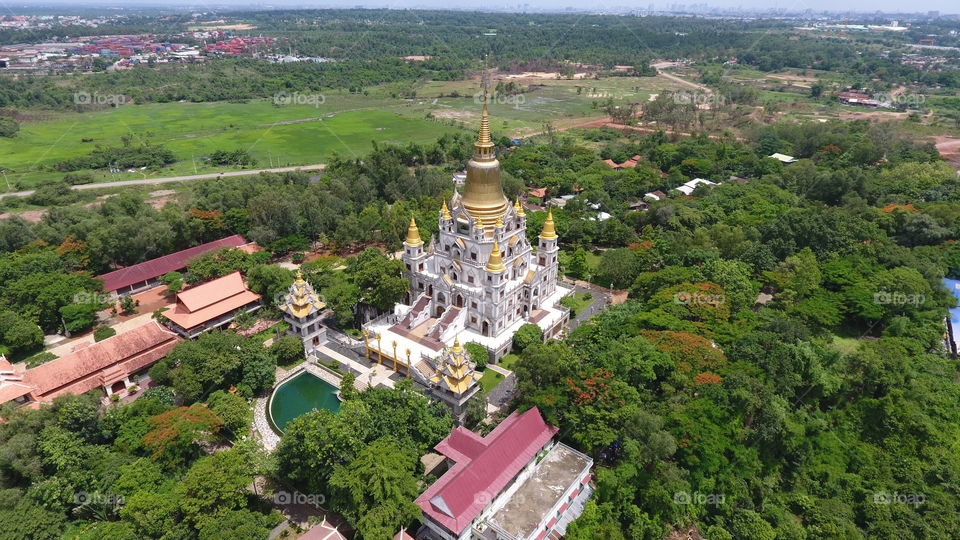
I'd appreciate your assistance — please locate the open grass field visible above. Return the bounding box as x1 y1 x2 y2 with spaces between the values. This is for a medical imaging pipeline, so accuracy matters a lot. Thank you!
1 75 685 191
1 95 464 190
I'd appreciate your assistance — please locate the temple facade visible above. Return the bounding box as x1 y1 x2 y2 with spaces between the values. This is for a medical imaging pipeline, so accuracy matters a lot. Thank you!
376 97 570 362
279 271 327 355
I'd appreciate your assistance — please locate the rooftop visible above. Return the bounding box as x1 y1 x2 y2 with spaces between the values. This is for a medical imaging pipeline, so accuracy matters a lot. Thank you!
164 271 261 331
488 443 592 538
21 321 180 402
98 234 249 292
416 407 559 535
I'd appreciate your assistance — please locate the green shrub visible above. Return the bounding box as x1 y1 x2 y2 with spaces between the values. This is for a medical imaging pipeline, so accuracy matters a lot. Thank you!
93 326 116 342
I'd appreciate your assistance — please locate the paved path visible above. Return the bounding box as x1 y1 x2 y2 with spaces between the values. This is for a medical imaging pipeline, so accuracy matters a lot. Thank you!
0 164 326 199
566 284 613 331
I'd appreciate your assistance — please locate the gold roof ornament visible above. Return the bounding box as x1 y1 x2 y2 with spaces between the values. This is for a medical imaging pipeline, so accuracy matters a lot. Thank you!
460 91 509 222
279 270 326 319
540 208 558 240
451 336 463 353
440 200 452 220
475 217 484 229
429 336 482 395
486 241 506 273
404 216 423 247
495 215 504 228
514 197 526 218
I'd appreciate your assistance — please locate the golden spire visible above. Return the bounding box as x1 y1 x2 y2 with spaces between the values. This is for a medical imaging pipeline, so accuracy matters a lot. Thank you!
460 85 509 222
404 216 423 247
485 241 506 273
295 269 305 284
451 336 463 353
441 200 451 220
475 217 484 229
495 215 503 228
514 197 526 217
540 209 558 239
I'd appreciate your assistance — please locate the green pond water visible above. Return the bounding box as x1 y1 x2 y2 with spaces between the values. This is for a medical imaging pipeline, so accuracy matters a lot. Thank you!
269 372 341 432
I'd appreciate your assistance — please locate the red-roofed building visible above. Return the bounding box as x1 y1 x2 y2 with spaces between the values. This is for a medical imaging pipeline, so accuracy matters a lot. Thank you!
528 187 547 199
163 271 261 338
98 235 251 296
603 154 642 169
416 408 593 540
0 322 181 406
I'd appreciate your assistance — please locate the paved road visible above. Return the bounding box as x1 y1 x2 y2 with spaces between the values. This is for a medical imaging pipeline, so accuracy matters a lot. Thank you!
0 163 326 199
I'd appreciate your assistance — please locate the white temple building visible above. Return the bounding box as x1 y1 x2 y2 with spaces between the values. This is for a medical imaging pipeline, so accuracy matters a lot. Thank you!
362 97 571 370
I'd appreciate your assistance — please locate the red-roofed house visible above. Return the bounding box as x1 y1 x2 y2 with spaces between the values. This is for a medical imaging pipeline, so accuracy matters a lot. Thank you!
163 271 262 338
98 235 252 296
528 187 547 199
0 322 181 406
603 154 642 169
416 408 593 540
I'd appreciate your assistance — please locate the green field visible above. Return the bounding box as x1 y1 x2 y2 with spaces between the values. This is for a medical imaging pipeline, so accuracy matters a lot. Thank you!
1 75 685 191
1 96 464 190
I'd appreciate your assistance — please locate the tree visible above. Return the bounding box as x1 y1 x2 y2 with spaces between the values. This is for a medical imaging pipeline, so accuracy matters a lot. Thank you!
464 342 489 369
246 264 294 301
328 439 422 539
143 404 223 466
566 248 590 280
0 309 43 353
512 323 543 353
59 302 101 334
270 335 305 367
160 271 184 294
177 449 250 525
207 390 252 439
93 326 116 342
0 117 19 138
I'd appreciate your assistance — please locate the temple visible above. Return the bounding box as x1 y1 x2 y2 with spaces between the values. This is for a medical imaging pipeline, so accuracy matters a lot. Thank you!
362 96 571 371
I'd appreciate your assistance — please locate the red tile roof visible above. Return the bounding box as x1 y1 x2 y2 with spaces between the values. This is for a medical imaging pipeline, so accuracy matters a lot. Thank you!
529 187 548 198
0 382 35 404
164 272 261 331
98 235 249 292
22 322 180 402
416 407 558 535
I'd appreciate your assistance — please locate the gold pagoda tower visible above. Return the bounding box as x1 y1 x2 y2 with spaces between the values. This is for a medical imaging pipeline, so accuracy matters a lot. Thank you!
278 270 327 354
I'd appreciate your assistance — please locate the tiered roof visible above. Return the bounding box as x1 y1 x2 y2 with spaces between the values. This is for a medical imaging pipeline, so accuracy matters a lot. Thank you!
164 272 261 331
430 337 481 395
279 270 325 319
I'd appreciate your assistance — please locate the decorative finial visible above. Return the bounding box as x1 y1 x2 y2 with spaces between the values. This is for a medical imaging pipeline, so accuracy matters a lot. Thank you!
296 269 304 282
441 200 451 220
404 216 423 247
475 216 484 229
514 197 526 217
540 208 557 239
485 241 506 273
452 336 462 352
495 214 503 228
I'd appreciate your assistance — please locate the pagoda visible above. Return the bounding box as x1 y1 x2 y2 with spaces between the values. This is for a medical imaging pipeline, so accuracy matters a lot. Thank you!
427 337 482 424
278 270 326 354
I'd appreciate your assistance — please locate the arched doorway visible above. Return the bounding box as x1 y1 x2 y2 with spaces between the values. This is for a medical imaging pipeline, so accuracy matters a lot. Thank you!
435 305 445 317
482 320 490 336
455 294 463 308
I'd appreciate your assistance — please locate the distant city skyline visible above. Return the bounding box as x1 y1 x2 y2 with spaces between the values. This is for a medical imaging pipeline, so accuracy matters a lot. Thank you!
5 0 959 15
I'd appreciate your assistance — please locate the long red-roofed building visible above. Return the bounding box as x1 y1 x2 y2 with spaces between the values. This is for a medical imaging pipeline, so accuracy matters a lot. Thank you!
416 407 593 540
0 321 180 407
98 234 252 296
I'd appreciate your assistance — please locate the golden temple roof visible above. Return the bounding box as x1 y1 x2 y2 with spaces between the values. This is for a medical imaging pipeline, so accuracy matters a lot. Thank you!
485 241 506 273
514 197 526 217
540 208 558 240
441 200 452 220
405 216 423 247
279 270 326 318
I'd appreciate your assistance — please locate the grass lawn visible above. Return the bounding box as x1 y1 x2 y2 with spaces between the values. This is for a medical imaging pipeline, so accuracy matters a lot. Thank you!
497 353 520 371
827 335 863 355
560 292 594 317
252 321 291 343
479 368 505 393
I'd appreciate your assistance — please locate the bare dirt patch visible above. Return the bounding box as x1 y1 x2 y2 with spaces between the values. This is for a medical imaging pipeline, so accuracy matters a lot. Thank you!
0 209 46 222
935 136 960 168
